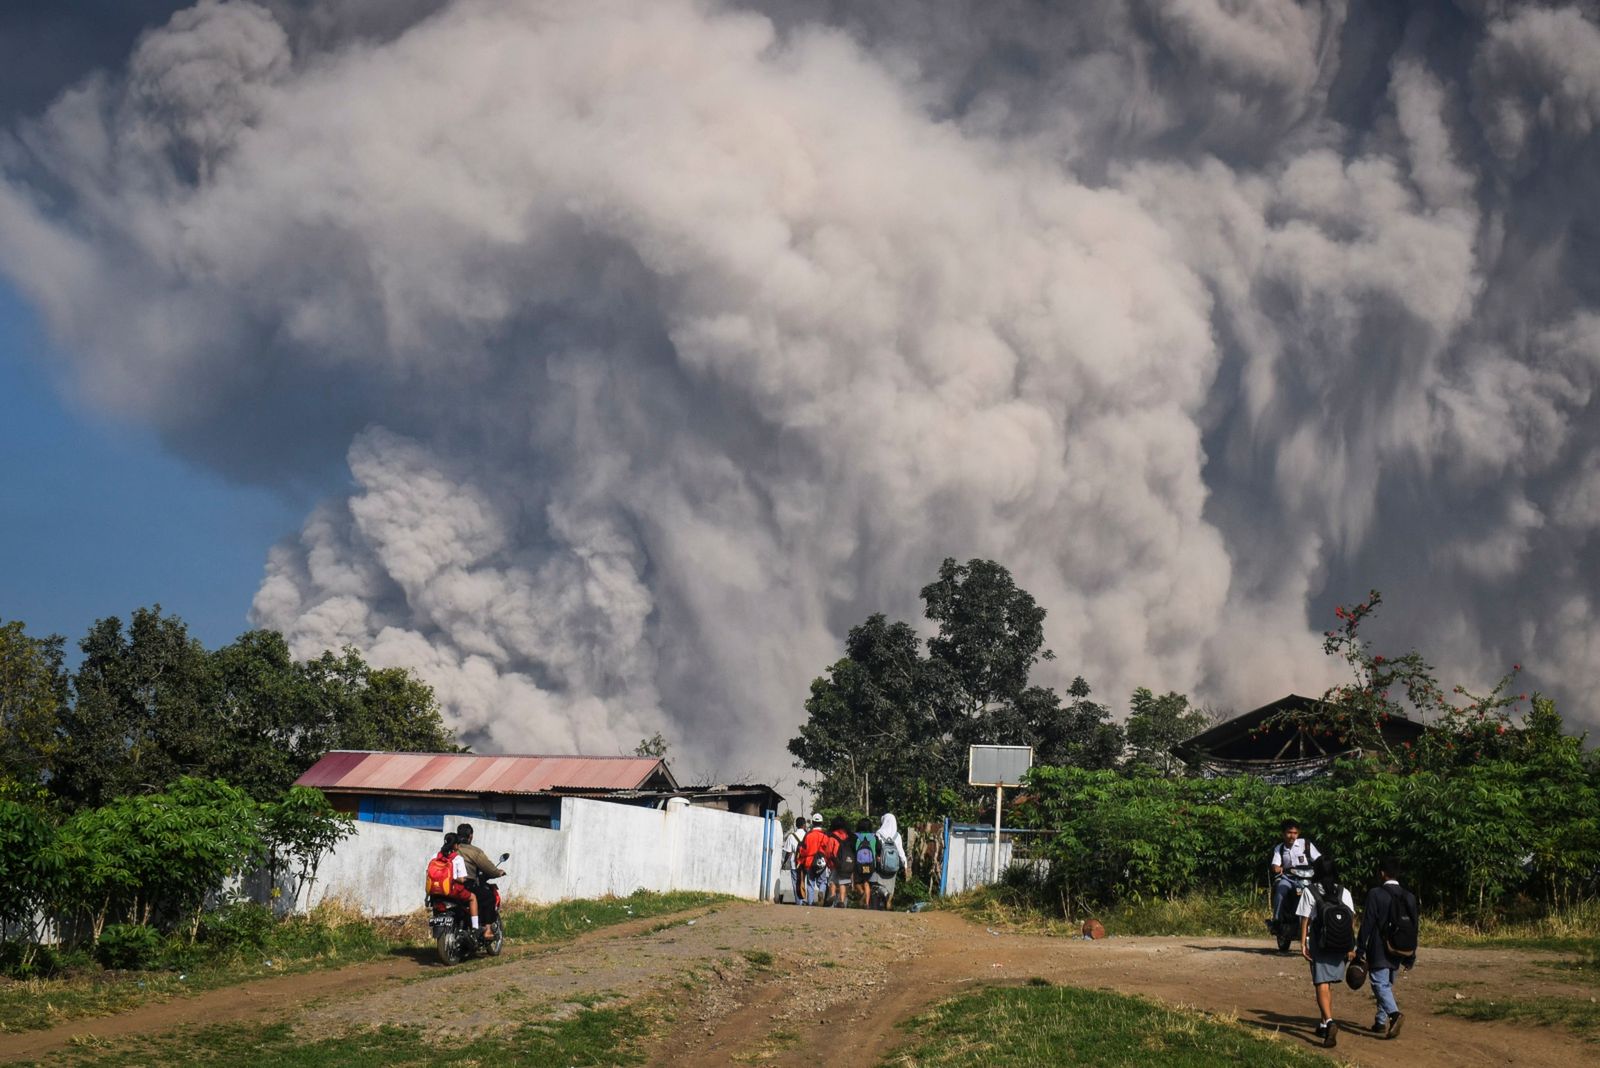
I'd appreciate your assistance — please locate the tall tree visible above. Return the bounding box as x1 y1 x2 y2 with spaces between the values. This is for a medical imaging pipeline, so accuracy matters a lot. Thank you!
790 559 1114 818
1124 687 1207 775
788 614 930 812
921 557 1053 720
0 619 69 787
55 607 220 807
298 647 456 755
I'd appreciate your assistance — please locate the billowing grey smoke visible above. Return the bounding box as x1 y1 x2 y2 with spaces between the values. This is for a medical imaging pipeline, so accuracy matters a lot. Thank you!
3 0 1598 780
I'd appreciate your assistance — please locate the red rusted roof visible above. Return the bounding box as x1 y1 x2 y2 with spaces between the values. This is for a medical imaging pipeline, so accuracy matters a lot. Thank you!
295 751 676 794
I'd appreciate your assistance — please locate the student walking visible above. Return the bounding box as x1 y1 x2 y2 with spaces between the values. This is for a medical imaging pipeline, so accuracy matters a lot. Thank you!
1298 855 1357 1048
782 815 808 904
870 813 907 910
1356 856 1420 1040
849 818 878 908
797 814 831 905
826 816 854 907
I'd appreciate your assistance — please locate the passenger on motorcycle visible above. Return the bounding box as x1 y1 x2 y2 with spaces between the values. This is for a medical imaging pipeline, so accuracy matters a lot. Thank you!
455 823 506 939
1271 819 1321 931
425 832 480 931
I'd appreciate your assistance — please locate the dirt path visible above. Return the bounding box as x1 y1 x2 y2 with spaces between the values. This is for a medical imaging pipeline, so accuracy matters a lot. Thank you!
0 905 725 1064
2 903 1591 1066
684 909 1587 1067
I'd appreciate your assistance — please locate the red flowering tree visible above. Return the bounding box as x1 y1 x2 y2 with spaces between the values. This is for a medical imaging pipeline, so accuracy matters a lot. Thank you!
1275 590 1524 771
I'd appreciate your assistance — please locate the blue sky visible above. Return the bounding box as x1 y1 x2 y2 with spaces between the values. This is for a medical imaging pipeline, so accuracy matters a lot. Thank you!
0 277 305 652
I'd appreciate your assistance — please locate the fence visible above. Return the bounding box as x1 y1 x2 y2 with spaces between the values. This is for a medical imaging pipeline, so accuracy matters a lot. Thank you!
262 797 779 916
937 820 1053 896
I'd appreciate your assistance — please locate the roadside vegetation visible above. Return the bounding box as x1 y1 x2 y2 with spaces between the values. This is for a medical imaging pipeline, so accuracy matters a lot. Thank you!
885 983 1328 1067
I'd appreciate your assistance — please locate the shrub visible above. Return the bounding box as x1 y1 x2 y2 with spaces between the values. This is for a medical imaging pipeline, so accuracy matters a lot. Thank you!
200 901 275 952
96 924 164 970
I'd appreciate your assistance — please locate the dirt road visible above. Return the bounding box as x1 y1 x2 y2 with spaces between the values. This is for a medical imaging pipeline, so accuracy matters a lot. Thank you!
2 903 1589 1066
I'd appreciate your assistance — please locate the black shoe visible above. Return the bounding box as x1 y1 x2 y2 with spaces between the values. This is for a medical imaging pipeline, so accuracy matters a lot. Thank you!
1386 1012 1403 1040
1372 1020 1386 1034
1322 1021 1338 1048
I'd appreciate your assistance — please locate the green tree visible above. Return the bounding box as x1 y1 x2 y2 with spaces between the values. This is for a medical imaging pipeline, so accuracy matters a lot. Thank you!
921 557 1053 721
790 559 1114 819
212 630 317 799
261 786 353 913
633 732 670 759
1125 687 1207 775
0 797 59 967
789 614 930 812
54 608 221 808
0 618 69 787
300 648 456 754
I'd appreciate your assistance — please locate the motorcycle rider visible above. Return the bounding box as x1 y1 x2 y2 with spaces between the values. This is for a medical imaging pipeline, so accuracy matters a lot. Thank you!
1270 819 1321 936
455 823 506 939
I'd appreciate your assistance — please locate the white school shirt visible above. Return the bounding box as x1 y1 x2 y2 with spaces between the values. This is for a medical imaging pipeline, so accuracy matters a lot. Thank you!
1270 839 1320 869
1296 883 1355 919
451 853 469 882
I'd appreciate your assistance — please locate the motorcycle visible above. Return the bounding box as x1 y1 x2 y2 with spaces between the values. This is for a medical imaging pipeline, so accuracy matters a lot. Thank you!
430 851 511 965
1267 863 1316 952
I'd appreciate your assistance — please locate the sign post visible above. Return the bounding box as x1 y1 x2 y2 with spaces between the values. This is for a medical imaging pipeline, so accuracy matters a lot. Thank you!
967 745 1034 884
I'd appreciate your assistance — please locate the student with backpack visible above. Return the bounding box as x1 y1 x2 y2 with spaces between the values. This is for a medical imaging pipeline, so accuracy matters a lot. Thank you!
826 816 854 907
1297 854 1357 1048
423 832 480 930
850 818 879 908
1355 856 1419 1040
782 815 808 905
870 813 907 910
797 814 831 905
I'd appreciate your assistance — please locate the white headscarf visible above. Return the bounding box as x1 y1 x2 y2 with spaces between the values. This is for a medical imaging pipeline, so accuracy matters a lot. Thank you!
877 813 903 858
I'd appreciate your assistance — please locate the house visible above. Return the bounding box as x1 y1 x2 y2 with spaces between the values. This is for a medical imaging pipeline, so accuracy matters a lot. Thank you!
295 751 680 829
294 750 784 828
1171 694 1426 784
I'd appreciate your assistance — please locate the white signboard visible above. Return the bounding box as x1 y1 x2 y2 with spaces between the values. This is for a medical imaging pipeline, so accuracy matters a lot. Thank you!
968 745 1034 787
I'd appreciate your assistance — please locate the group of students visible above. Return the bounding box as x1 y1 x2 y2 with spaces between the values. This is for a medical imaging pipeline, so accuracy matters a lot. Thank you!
1271 819 1421 1049
781 812 906 909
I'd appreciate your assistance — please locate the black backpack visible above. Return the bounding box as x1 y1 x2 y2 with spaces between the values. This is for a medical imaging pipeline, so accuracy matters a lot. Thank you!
832 832 855 877
1311 884 1355 953
1381 885 1419 961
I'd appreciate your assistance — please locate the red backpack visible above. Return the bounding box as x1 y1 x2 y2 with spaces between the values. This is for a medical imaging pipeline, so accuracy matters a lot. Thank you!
425 851 455 896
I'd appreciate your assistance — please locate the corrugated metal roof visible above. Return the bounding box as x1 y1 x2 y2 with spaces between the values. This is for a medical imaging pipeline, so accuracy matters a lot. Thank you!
295 751 673 795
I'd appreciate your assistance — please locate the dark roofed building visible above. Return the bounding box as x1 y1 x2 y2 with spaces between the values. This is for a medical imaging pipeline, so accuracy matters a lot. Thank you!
1172 694 1427 784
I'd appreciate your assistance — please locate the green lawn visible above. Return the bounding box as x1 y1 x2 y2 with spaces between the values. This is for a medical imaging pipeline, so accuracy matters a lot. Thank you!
883 983 1329 1067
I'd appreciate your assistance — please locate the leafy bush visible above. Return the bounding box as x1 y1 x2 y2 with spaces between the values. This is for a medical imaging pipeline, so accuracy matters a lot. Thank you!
1020 730 1600 920
200 902 276 951
96 924 164 970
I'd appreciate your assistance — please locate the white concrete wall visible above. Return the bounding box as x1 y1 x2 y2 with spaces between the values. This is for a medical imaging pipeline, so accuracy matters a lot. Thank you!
301 819 439 915
293 798 772 916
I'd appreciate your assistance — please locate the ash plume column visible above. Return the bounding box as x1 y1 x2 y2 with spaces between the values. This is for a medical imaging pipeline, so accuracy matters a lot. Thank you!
1 0 1599 778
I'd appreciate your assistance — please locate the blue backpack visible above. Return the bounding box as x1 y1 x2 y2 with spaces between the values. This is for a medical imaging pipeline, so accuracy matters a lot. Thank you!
876 837 901 876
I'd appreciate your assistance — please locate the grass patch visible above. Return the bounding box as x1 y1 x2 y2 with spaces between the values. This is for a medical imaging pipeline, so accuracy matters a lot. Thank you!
49 1004 654 1067
1437 994 1600 1039
936 886 1600 950
884 984 1326 1067
935 887 1264 939
741 949 774 968
499 889 726 944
